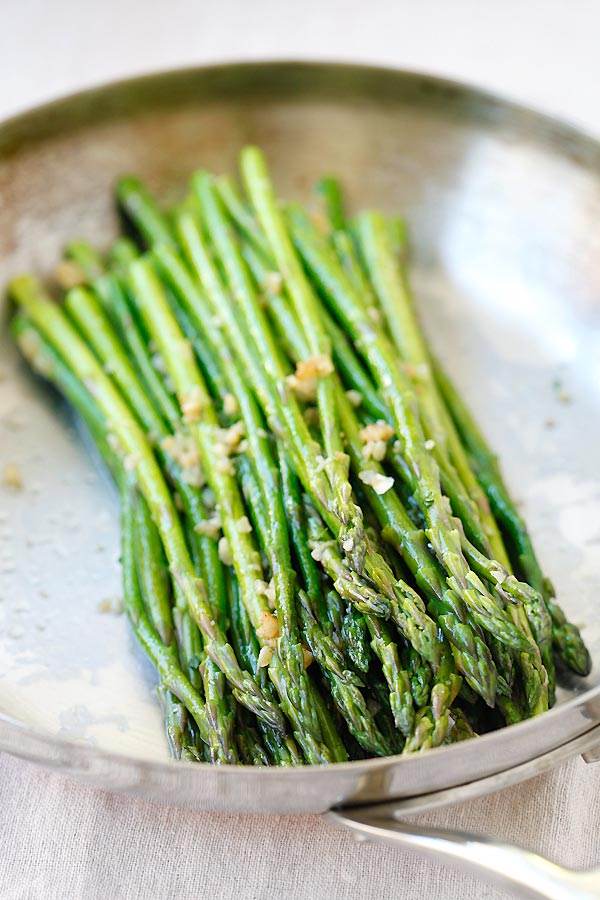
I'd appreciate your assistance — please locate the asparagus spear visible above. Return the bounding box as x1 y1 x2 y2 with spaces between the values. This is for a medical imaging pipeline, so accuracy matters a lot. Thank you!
214 179 492 719
94 271 182 432
246 451 391 754
120 478 215 747
133 491 174 646
434 361 591 679
285 200 543 667
14 313 215 757
190 174 444 667
11 275 285 733
188 176 368 573
227 216 494 710
243 241 389 421
116 176 176 249
355 209 509 563
64 240 105 281
128 259 336 763
226 573 304 765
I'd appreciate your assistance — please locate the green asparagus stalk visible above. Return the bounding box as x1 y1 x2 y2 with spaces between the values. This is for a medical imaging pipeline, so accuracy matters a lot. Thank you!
244 450 390 754
285 201 543 668
11 275 285 733
355 210 508 561
315 176 346 233
128 259 338 762
13 314 211 757
190 175 445 670
190 175 369 572
94 271 182 432
226 216 493 709
64 280 229 635
108 237 140 273
116 176 176 249
133 491 174 646
226 574 304 765
157 685 202 761
434 361 590 679
120 477 214 748
65 240 105 281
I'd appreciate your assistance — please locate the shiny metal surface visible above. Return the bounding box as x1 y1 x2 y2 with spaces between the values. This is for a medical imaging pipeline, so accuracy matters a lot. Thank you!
330 731 600 898
1 62 600 814
331 808 600 900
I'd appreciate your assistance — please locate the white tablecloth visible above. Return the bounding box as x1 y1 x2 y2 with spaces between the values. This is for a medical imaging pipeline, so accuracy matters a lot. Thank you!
2 753 600 900
2 1 600 897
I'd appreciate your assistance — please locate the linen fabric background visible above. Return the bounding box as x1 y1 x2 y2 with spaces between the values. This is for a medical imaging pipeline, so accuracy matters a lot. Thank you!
2 1 600 897
1 754 600 899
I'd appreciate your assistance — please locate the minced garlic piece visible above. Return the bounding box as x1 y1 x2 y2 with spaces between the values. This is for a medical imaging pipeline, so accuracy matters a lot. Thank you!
162 433 199 468
151 352 167 374
262 271 283 296
3 463 23 490
255 578 276 609
296 355 334 381
106 433 122 456
424 439 435 451
180 387 204 423
161 433 205 486
215 457 235 475
257 646 273 667
310 541 333 563
182 466 204 488
345 390 362 407
264 578 276 609
302 647 314 669
361 440 387 462
257 609 280 641
223 393 238 416
218 536 232 566
359 421 394 443
358 469 394 495
254 579 269 595
178 338 194 361
220 421 245 451
286 354 334 398
236 515 252 534
124 452 141 472
97 596 124 615
54 260 86 290
194 514 222 540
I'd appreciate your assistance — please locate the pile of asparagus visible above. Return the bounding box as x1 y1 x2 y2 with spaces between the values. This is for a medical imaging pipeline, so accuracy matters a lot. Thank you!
9 147 591 764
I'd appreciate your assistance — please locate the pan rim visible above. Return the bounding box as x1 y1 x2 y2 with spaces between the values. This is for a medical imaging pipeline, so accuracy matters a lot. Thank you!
1 58 598 786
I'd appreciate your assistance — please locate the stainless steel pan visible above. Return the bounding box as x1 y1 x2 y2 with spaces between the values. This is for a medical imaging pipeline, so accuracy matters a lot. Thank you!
1 62 600 897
